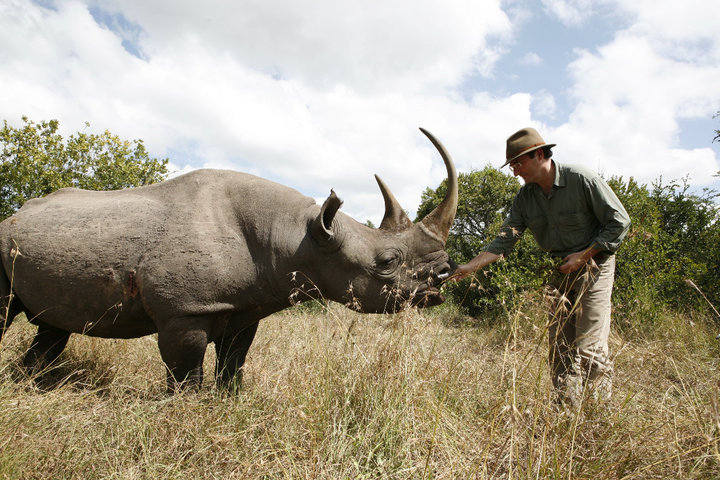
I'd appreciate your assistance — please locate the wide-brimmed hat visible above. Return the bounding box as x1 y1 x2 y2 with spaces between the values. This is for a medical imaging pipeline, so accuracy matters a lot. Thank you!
502 127 556 167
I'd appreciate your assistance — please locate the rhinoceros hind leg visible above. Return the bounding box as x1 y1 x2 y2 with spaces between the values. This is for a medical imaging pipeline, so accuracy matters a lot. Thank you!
23 321 71 379
157 320 209 393
215 320 260 392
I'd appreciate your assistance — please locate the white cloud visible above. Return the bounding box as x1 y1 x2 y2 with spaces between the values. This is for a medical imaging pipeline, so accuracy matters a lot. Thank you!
94 0 512 93
519 52 542 66
531 90 557 118
556 5 720 188
0 0 718 227
0 0 515 224
541 0 600 26
617 0 720 50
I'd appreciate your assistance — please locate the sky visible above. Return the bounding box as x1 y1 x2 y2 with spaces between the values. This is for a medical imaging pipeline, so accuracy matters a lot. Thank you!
1 0 719 225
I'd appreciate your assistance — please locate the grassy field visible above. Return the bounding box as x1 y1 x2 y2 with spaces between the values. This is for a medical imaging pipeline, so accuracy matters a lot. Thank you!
0 297 718 479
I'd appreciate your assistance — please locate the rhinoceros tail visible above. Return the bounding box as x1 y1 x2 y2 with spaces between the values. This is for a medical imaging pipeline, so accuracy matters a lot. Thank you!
0 244 24 344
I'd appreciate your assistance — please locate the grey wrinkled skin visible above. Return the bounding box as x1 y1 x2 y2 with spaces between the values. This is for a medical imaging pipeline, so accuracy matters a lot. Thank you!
0 129 458 392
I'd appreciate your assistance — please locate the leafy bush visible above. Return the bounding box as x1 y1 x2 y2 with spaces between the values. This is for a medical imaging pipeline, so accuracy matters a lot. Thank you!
609 176 720 324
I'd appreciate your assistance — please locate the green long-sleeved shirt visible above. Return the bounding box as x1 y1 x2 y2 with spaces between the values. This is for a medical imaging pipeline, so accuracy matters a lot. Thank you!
487 161 631 258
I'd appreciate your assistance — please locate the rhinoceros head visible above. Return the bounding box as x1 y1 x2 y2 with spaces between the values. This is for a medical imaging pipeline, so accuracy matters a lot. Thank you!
308 128 458 314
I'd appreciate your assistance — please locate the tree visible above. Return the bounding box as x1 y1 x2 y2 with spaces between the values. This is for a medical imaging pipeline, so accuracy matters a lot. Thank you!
0 117 168 219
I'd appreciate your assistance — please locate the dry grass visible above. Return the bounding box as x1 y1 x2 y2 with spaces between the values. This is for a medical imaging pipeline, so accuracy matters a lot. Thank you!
0 299 718 479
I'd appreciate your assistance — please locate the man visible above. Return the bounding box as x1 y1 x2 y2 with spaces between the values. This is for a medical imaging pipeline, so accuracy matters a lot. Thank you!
451 127 630 407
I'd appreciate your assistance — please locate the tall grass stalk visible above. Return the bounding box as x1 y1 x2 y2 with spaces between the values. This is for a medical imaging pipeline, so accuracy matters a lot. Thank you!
0 295 718 479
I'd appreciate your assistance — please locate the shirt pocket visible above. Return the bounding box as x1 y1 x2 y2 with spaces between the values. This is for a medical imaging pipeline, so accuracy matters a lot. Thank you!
526 214 547 231
526 214 551 251
557 212 586 230
556 212 590 247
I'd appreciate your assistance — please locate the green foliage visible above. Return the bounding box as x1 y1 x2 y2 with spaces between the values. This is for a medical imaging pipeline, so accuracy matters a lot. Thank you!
609 176 720 324
0 117 169 220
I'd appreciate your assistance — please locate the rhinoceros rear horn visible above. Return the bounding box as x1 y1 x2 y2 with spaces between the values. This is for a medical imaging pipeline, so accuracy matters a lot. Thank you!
418 128 458 244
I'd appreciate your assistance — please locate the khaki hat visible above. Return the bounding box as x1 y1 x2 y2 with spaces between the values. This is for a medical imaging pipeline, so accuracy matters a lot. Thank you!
502 127 556 167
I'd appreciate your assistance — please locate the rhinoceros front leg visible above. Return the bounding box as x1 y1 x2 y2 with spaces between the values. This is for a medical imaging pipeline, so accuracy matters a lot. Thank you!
157 317 211 393
23 320 71 379
214 319 260 392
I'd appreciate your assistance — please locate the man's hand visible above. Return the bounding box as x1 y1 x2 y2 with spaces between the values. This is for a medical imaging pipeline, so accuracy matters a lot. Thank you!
558 247 601 274
558 252 587 274
447 263 476 282
446 251 502 282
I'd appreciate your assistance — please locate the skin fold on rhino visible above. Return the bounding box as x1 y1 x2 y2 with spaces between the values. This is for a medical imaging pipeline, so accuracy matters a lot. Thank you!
0 128 458 392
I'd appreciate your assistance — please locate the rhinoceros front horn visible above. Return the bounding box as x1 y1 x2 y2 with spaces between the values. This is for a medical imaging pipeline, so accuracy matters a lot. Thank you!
417 128 458 244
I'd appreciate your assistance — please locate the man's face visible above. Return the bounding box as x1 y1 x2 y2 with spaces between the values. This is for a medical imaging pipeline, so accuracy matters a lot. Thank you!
508 151 540 184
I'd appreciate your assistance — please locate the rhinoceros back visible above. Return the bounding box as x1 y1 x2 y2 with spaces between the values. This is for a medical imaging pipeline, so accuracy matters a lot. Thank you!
0 169 316 337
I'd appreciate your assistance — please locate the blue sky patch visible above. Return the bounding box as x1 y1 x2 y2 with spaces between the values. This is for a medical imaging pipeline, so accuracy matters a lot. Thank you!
89 6 147 60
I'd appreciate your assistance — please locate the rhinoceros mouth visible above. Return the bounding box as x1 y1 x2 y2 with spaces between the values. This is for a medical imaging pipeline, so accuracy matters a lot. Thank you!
409 286 445 308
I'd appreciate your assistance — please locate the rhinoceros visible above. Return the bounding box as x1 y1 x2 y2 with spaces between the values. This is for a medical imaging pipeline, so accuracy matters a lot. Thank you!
0 128 457 391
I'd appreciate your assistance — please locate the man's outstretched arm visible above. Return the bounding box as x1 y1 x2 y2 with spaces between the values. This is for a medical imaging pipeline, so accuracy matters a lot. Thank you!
448 251 502 282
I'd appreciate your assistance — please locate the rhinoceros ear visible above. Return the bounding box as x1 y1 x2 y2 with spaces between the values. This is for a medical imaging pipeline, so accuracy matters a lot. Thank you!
375 175 412 232
311 189 343 250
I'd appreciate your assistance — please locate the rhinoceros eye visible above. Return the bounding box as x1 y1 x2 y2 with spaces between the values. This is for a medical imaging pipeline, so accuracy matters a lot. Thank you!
374 250 401 275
